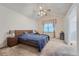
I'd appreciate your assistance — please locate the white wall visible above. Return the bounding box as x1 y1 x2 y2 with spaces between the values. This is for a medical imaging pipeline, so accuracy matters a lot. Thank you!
64 4 77 45
77 4 79 55
0 6 10 47
0 5 37 48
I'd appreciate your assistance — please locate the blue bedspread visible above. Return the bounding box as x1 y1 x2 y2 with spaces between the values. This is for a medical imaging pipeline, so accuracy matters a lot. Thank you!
18 33 49 51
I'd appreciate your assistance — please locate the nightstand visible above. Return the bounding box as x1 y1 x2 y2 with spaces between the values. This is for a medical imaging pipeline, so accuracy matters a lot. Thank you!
7 37 18 47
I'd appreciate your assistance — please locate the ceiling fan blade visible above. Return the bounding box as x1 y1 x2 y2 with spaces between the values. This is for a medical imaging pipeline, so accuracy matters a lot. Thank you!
47 9 51 11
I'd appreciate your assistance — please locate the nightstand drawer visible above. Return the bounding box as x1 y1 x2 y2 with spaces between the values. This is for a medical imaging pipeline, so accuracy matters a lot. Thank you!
7 37 18 47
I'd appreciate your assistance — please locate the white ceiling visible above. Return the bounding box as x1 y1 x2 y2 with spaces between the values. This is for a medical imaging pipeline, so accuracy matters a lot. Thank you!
0 3 72 19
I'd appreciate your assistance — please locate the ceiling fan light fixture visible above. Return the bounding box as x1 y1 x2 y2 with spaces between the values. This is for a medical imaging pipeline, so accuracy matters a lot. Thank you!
39 6 43 10
37 5 51 16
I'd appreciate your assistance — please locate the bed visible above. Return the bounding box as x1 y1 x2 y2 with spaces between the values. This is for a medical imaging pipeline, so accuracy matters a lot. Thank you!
15 30 49 52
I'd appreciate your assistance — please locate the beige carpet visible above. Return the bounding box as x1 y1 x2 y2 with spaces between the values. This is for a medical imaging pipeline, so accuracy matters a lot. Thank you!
41 39 77 56
0 44 40 56
0 39 77 56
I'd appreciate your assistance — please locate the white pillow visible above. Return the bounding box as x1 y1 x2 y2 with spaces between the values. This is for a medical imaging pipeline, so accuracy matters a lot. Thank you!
24 32 28 34
33 30 36 33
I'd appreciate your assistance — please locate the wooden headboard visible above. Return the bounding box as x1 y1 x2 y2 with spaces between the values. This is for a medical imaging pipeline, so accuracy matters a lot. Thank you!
15 30 33 36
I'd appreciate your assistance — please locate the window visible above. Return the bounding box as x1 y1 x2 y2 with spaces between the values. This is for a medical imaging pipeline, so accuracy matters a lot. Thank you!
44 23 54 32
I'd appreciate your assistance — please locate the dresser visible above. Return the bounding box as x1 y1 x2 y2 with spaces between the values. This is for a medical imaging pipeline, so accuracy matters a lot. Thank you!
7 37 18 47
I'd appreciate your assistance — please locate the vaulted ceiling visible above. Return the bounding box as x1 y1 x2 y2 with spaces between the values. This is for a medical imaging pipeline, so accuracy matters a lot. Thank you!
0 3 72 19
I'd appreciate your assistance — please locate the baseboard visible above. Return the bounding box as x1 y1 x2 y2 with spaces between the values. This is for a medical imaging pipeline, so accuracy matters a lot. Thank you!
0 42 7 48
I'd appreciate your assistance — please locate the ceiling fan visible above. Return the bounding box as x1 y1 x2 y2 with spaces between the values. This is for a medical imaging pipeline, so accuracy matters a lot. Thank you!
37 6 51 16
